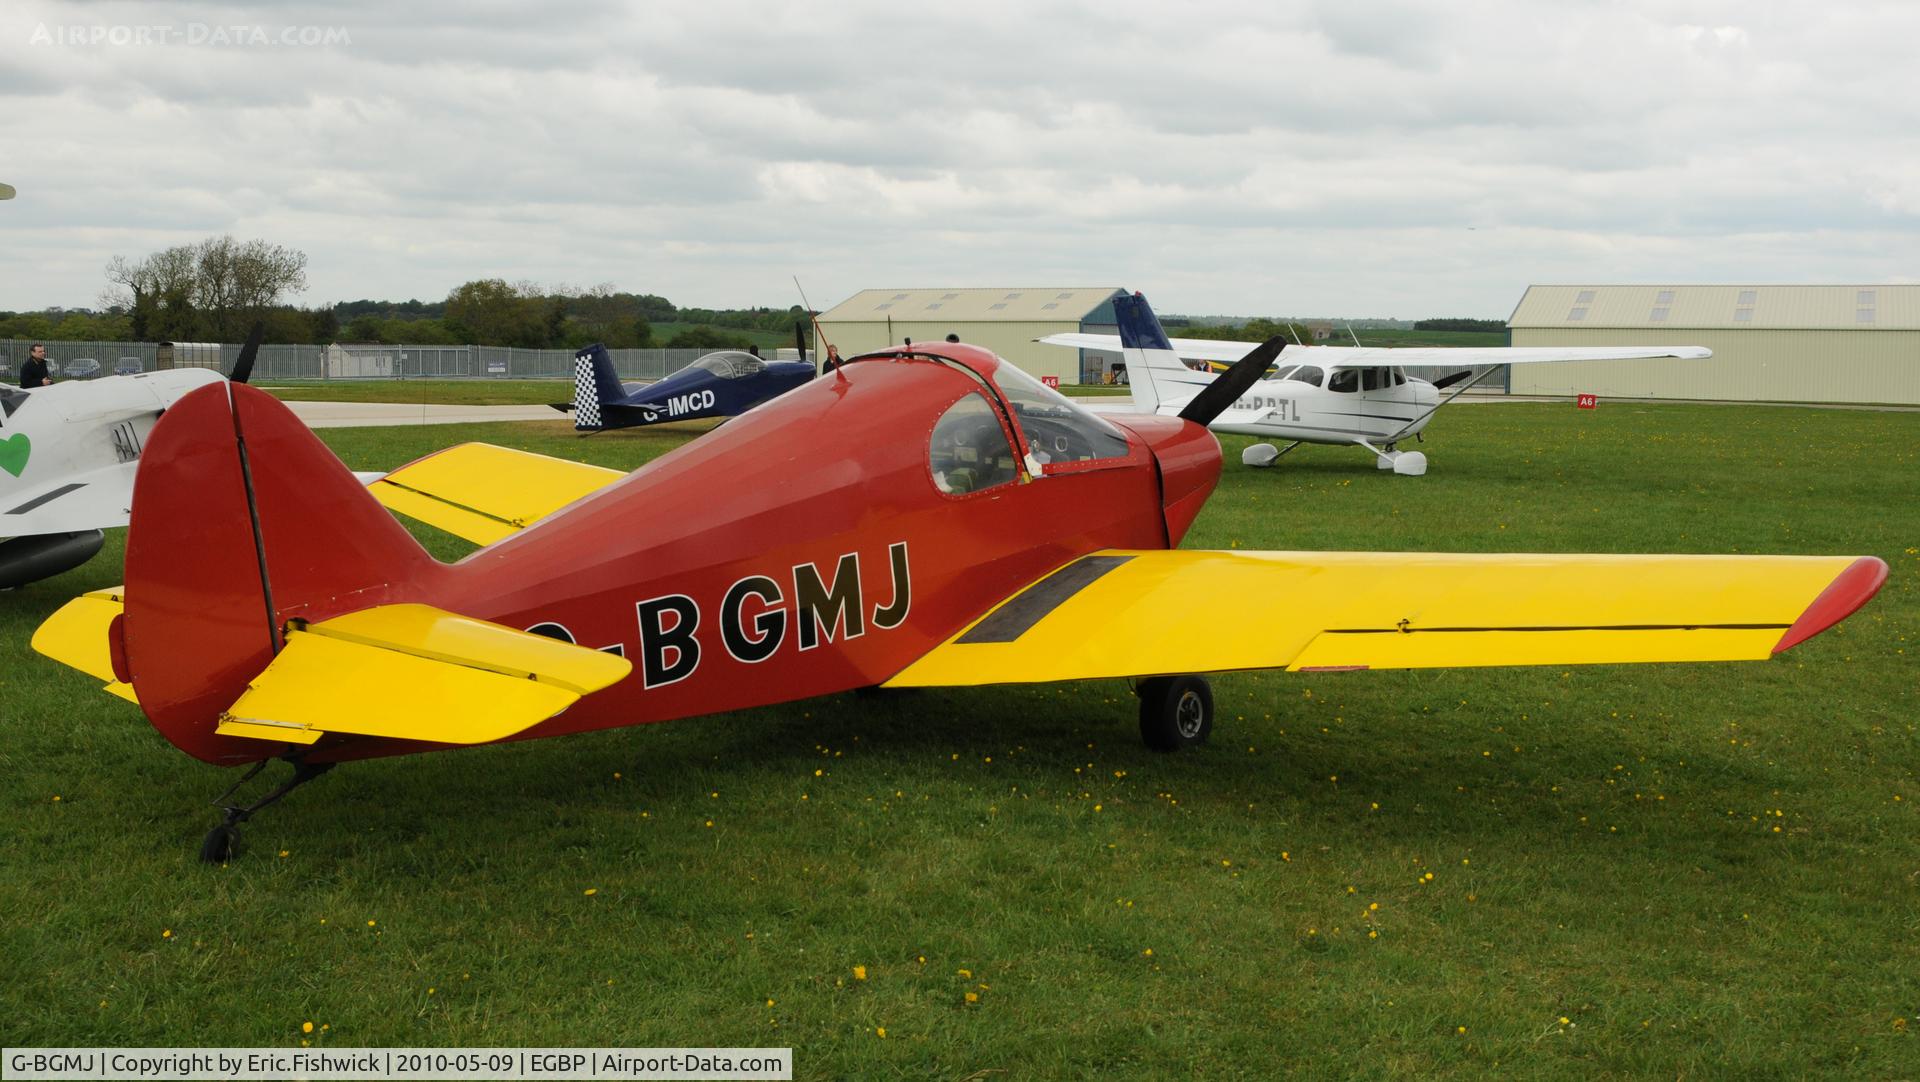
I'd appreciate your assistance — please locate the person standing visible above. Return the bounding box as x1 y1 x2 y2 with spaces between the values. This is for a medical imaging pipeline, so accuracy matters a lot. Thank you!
820 344 843 376
19 343 51 388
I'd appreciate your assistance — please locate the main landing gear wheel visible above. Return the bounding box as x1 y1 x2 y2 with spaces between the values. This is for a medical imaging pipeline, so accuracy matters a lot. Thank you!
200 822 237 864
1136 675 1213 751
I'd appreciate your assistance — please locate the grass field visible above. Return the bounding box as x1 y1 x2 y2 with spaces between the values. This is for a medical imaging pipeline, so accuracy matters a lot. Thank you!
261 379 1131 406
3 402 1916 1078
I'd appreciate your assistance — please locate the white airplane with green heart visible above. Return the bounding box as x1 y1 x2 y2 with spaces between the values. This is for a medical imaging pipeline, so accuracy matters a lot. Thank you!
0 328 261 588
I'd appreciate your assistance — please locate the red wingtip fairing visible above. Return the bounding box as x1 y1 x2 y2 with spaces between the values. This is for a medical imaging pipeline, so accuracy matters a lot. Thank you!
123 383 445 764
1772 555 1890 655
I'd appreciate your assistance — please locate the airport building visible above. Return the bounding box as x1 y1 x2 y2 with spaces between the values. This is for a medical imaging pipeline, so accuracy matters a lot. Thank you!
814 287 1125 384
1508 285 1920 405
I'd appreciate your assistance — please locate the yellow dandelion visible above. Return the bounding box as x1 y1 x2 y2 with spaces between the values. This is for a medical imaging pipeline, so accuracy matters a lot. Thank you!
584 888 597 896
705 820 714 828
853 965 867 981
162 929 172 939
1141 948 1153 957
367 920 376 927
1457 1026 1467 1035
766 998 775 1007
958 968 972 978
302 1022 313 1034
965 992 979 1003
1368 930 1378 939
1558 1016 1571 1025
876 1027 886 1038
279 850 289 858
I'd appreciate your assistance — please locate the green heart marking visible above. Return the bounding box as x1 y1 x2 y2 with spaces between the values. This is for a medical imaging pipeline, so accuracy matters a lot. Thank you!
0 432 30 478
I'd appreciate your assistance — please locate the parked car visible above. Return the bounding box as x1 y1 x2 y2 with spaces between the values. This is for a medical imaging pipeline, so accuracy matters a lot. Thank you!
63 358 102 379
114 357 142 376
0 356 11 380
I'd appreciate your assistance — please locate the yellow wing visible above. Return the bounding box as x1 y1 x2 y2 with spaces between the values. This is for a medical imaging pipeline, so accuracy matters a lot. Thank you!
885 549 1886 687
216 603 631 745
30 586 138 702
368 443 626 545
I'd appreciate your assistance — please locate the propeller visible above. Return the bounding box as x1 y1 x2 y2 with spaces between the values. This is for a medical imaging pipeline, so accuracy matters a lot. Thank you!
795 320 808 362
1432 370 1475 390
227 321 266 384
1175 337 1289 426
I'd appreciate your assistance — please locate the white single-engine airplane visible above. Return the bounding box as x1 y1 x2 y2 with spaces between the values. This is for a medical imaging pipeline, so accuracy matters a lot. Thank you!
0 328 265 588
1042 293 1710 475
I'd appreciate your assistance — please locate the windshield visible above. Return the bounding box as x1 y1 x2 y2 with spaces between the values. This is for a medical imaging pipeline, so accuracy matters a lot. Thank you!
689 351 766 379
989 362 1131 465
1 387 27 418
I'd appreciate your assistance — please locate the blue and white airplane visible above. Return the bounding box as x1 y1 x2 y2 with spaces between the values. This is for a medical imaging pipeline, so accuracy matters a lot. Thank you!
558 344 813 432
1044 294 1711 475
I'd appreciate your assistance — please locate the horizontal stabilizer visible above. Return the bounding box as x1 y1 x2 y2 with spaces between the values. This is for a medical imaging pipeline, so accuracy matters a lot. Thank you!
30 586 136 702
885 549 1884 687
218 603 632 745
369 442 626 545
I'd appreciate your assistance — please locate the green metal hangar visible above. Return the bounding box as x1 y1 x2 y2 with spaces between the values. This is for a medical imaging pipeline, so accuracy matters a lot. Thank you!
814 287 1124 384
1508 285 1920 405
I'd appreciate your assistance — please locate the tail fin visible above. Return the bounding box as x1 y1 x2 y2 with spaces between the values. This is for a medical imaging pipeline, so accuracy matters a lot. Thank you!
1114 292 1208 414
122 382 443 763
571 343 626 430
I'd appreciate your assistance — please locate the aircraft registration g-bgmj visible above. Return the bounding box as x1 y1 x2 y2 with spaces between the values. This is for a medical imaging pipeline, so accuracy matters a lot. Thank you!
1042 294 1713 475
554 344 813 431
32 338 1886 860
0 329 266 589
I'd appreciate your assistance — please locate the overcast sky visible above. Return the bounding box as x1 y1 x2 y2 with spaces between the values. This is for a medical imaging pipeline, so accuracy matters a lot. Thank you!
3 0 1916 319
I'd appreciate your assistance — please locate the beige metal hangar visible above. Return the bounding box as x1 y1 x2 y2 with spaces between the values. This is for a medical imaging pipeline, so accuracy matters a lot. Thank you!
814 287 1125 384
1508 285 1920 405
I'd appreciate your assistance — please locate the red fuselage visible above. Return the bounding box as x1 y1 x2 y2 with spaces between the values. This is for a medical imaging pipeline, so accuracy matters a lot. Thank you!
125 346 1220 765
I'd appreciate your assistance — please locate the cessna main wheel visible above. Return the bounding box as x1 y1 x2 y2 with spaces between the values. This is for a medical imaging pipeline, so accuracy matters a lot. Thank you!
1137 675 1213 751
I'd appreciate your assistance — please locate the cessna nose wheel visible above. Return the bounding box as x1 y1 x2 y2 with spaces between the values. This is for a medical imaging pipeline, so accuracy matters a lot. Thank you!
1136 675 1214 751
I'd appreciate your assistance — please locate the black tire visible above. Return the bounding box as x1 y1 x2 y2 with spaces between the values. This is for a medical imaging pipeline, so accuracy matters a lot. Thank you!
199 823 236 864
1137 675 1213 751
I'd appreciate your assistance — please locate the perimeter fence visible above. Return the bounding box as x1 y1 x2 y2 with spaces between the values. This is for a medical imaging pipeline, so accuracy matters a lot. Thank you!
0 340 787 383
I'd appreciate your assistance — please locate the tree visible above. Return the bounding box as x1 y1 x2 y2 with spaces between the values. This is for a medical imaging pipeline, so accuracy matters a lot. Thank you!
104 235 306 341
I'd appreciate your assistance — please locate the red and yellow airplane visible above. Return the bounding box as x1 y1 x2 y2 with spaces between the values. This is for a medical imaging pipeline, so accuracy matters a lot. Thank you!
31 340 1887 860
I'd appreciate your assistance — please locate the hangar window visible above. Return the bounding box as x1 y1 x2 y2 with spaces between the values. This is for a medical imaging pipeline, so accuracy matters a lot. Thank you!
1055 292 1073 299
1734 308 1754 322
1655 290 1675 304
1857 308 1876 323
1041 302 1059 310
892 293 910 300
1737 290 1757 305
926 303 943 310
1004 292 1023 300
929 393 1019 496
874 303 892 311
1328 369 1358 393
942 293 960 300
989 302 1008 310
1575 290 1596 303
1858 290 1876 306
1650 307 1670 321
1568 307 1588 320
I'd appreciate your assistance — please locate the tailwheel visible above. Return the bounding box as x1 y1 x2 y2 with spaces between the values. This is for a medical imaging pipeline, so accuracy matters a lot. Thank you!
1136 675 1213 751
198 757 335 863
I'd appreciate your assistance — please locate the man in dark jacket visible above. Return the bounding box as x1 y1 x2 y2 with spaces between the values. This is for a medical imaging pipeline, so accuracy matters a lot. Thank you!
19 343 51 388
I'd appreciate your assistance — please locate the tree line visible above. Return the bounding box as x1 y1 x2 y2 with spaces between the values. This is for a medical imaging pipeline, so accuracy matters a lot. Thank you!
0 235 811 352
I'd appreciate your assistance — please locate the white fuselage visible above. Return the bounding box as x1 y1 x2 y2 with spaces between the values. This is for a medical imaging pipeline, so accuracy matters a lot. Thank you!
1 368 227 535
1130 363 1442 447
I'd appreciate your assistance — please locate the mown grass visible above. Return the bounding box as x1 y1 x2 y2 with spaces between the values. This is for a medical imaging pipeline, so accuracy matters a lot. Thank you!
261 379 1131 406
2 402 1916 1078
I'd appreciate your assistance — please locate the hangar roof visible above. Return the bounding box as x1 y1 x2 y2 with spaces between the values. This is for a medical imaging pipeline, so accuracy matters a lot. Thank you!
1511 285 1920 330
819 287 1124 324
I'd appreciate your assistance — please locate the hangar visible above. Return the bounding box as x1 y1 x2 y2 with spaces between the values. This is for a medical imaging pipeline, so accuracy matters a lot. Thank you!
1508 285 1920 406
814 287 1124 384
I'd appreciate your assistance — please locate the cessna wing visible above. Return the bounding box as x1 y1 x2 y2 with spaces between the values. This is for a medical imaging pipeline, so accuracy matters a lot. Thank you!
887 549 1885 686
1038 332 1711 368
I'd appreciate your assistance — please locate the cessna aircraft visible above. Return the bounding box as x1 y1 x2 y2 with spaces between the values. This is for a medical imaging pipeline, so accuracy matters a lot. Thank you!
0 328 265 588
31 338 1884 860
1042 294 1711 474
555 344 813 431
